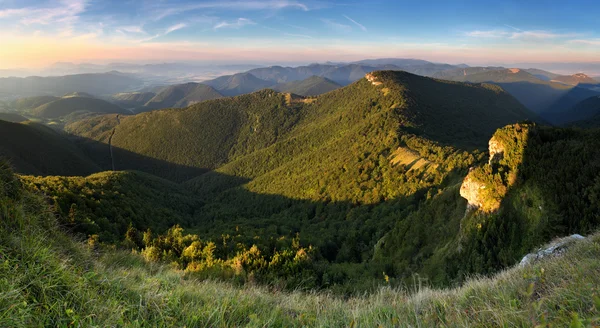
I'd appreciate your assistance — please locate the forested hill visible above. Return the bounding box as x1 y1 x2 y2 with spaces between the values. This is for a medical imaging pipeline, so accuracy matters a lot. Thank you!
4 70 600 298
66 70 537 182
0 120 101 176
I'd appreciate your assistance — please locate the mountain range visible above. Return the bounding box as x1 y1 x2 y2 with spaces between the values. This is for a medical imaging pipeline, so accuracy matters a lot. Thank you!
2 65 600 325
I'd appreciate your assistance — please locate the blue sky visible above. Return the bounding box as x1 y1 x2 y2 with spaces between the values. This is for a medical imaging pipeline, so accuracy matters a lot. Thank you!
1 0 599 68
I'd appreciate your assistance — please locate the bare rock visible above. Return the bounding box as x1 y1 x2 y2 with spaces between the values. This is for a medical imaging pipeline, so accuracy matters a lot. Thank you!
519 234 585 267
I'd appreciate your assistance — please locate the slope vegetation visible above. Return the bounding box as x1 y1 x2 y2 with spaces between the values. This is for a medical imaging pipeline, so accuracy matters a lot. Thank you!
376 123 600 285
10 95 58 110
273 75 341 96
438 68 600 120
32 97 128 119
111 92 156 108
61 71 539 291
69 71 535 182
202 72 273 96
143 83 222 109
1 161 599 326
0 120 100 176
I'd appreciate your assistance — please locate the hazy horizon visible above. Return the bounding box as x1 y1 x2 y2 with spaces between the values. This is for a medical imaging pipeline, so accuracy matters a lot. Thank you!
2 0 600 74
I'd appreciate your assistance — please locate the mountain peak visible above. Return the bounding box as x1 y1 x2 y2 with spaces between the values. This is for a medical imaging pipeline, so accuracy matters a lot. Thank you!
552 73 598 85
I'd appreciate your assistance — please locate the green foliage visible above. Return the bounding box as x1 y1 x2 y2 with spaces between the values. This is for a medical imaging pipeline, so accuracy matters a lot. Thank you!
20 171 201 243
0 120 100 176
273 75 341 96
32 96 127 119
143 83 222 109
1 163 600 326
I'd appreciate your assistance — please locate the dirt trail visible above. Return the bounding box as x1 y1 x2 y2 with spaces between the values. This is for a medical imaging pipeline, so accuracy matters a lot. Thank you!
108 114 121 171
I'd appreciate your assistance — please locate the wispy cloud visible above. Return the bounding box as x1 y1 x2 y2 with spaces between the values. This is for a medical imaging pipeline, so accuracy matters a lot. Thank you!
284 33 313 39
465 30 510 38
321 19 352 32
466 28 578 42
139 23 188 42
214 18 256 30
0 0 86 25
151 1 308 21
0 0 88 37
342 14 366 31
503 24 523 32
118 25 146 34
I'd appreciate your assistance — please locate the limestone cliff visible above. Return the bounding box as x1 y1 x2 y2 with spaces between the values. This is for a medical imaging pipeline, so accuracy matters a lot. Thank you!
460 123 533 212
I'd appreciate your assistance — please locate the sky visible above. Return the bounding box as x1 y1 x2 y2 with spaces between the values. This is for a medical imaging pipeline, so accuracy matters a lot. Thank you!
1 0 600 69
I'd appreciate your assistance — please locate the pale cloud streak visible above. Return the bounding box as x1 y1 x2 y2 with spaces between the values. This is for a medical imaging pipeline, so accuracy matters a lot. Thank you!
138 23 188 43
466 28 579 42
342 14 366 31
322 19 352 32
214 18 256 30
151 1 308 21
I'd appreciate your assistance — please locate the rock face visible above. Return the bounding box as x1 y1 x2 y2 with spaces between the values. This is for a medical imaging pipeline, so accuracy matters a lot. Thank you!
459 169 486 209
519 234 585 267
365 73 383 86
488 136 504 164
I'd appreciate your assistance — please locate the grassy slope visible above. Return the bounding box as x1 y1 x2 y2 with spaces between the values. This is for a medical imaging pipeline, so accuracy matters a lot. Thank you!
33 97 128 119
0 120 100 176
1 161 599 326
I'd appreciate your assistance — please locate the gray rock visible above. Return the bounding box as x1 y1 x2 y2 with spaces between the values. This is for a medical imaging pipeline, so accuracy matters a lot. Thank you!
519 234 585 267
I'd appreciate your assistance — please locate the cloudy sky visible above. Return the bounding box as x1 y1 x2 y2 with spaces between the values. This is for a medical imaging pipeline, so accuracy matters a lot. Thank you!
1 0 599 68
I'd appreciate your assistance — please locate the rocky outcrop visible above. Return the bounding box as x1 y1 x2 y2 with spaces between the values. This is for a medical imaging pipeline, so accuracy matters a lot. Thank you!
488 136 504 164
365 73 383 86
519 234 585 267
459 169 486 209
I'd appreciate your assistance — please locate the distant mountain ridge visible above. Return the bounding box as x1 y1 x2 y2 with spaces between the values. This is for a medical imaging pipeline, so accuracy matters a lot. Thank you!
433 67 600 123
143 83 223 109
551 73 598 86
0 72 143 99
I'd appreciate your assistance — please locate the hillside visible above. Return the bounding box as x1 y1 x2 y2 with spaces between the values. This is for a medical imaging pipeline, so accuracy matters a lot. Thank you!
143 83 223 109
273 75 341 96
547 95 600 124
375 123 600 285
0 112 28 123
111 91 156 108
523 68 561 81
202 72 273 96
0 120 100 176
60 71 540 291
432 66 504 80
63 91 95 98
437 68 599 117
21 170 201 242
32 97 128 119
571 98 600 128
9 95 58 110
68 71 536 182
542 87 600 124
552 73 598 85
2 157 600 326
